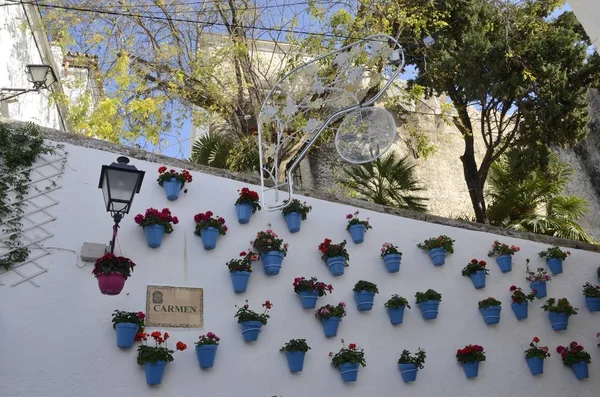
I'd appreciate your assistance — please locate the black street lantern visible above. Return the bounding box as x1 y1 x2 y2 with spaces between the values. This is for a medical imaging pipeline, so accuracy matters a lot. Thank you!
98 156 145 253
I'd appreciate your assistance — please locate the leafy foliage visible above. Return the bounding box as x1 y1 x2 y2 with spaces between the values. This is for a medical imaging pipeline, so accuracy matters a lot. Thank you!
380 242 402 258
252 230 288 255
398 348 426 369
190 132 234 169
92 254 136 278
538 246 571 260
226 250 258 273
385 295 411 310
582 283 600 298
415 289 442 304
156 166 192 187
417 235 454 253
282 199 312 219
556 342 591 366
329 340 366 368
525 337 550 360
509 286 536 304
0 123 57 270
487 154 594 243
339 152 427 212
488 241 520 257
196 332 220 346
235 187 261 212
541 298 578 316
193 211 228 236
318 239 349 264
462 259 489 277
111 310 145 331
280 339 311 353
136 331 186 365
352 280 379 294
478 297 501 309
134 208 179 234
293 277 333 297
345 210 372 230
525 262 552 283
234 300 272 325
456 345 486 364
315 302 346 320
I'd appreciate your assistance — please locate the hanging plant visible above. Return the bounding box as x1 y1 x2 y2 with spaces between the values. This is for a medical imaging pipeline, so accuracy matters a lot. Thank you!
0 123 60 270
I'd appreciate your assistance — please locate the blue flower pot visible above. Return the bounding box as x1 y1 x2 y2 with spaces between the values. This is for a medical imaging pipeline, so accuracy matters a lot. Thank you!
546 258 563 275
387 306 406 325
585 297 600 312
298 290 319 309
200 227 219 250
418 300 440 320
144 361 167 385
354 291 375 311
496 255 512 273
462 361 480 378
321 316 340 337
284 212 302 233
196 344 218 368
398 363 418 382
240 320 263 342
326 256 345 277
511 302 528 320
261 251 284 275
479 306 501 325
338 362 360 382
144 224 165 248
230 271 250 293
469 271 486 289
526 357 544 375
348 224 366 244
530 281 547 298
235 203 253 224
115 323 138 348
571 361 589 380
548 312 569 331
285 351 305 372
428 248 446 266
163 179 182 201
383 254 401 273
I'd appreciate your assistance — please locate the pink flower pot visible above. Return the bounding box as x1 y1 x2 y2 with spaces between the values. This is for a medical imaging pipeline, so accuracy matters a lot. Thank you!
97 272 126 295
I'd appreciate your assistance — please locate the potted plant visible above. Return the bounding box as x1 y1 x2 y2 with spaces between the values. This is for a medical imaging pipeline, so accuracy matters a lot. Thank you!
251 229 288 275
417 235 455 266
384 294 411 325
556 342 592 380
157 166 192 201
136 331 187 385
380 242 402 273
353 280 379 312
525 262 551 298
318 238 349 276
345 211 372 244
134 207 179 248
487 241 520 273
193 211 228 250
456 344 486 378
234 187 261 224
226 250 259 293
92 253 136 295
541 298 578 331
509 285 536 320
329 340 366 383
293 277 333 309
478 297 502 325
281 199 312 233
582 282 600 312
234 300 272 342
195 332 220 369
538 246 571 275
111 310 145 348
397 348 426 383
462 259 489 289
315 302 346 337
415 289 442 320
524 337 550 375
280 339 311 372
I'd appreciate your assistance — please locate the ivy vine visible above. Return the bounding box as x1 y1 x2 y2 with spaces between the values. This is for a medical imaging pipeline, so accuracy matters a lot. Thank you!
0 123 57 270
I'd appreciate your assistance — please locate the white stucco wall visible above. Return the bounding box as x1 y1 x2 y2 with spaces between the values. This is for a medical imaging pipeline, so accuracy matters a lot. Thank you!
0 142 599 397
0 2 64 129
570 1 600 54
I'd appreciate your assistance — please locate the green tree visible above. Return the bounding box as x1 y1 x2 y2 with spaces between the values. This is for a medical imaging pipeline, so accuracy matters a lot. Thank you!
339 152 428 212
487 153 594 243
397 0 600 223
190 132 234 169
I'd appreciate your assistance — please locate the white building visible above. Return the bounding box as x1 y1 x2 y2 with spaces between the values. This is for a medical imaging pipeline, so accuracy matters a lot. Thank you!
0 1 100 130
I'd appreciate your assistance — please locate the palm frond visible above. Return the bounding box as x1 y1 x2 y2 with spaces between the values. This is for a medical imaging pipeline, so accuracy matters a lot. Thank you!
190 132 234 169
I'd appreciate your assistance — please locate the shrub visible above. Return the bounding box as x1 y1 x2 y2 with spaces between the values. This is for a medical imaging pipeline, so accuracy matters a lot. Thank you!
352 280 379 294
415 289 442 304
